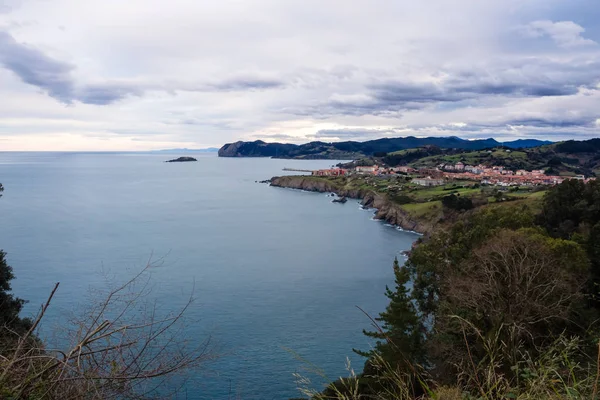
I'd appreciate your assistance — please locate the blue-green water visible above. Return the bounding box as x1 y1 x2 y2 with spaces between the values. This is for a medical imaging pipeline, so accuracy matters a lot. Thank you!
0 152 418 399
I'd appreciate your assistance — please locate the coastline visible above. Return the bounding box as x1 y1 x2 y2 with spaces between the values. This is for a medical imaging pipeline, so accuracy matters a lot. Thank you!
270 175 435 235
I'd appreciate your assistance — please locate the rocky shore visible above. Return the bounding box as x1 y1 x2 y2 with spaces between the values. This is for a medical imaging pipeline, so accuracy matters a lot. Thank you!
270 176 434 234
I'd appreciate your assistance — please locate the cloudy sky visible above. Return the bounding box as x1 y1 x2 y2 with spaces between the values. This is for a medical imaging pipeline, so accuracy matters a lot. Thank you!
1 0 599 150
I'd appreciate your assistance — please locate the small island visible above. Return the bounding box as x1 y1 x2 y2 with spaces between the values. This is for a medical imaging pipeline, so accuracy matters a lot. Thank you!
165 157 197 163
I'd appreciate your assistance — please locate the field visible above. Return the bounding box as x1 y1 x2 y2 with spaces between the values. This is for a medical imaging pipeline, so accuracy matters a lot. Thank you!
409 149 529 168
400 201 443 219
406 184 481 201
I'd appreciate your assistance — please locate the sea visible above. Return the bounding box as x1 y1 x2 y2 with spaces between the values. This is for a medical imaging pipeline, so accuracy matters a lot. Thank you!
0 152 419 399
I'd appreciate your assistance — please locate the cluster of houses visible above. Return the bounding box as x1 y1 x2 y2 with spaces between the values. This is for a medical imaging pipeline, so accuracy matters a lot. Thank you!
312 165 413 176
438 162 596 186
440 161 546 176
310 162 596 187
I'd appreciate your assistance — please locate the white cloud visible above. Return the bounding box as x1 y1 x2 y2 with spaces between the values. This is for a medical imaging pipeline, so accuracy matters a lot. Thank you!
521 20 596 48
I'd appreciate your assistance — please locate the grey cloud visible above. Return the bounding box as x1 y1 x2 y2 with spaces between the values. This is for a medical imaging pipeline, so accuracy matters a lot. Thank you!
0 31 76 103
310 115 599 142
76 84 144 105
288 58 600 118
0 30 285 106
504 117 596 128
205 77 284 91
253 133 304 141
0 0 23 14
0 30 142 105
412 116 598 134
162 117 238 131
314 128 396 139
370 75 584 107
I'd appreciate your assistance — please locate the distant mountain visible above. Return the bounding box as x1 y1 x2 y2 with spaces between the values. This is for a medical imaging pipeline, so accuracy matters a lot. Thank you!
153 148 219 154
502 139 554 148
218 137 552 159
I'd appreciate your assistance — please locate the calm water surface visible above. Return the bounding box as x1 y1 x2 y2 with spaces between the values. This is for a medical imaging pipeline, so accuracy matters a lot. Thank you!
0 152 418 399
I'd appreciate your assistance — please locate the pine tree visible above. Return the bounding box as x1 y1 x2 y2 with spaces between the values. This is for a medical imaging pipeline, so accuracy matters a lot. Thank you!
355 257 424 369
0 250 30 333
0 183 31 339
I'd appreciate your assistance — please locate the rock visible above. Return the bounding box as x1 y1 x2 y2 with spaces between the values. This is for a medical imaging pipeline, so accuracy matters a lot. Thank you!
258 179 271 184
165 156 197 163
332 196 348 204
270 175 430 234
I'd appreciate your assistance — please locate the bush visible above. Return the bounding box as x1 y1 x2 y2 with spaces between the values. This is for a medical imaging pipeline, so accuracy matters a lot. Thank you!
441 194 473 211
390 194 415 205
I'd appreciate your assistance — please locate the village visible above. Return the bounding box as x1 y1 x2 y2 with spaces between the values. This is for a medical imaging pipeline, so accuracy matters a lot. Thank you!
310 161 596 187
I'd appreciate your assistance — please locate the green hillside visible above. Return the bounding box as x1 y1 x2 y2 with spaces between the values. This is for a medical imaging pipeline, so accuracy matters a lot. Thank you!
380 139 600 177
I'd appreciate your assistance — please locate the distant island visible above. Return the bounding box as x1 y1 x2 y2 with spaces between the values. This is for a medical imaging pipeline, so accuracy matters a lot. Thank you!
217 136 552 159
165 157 197 162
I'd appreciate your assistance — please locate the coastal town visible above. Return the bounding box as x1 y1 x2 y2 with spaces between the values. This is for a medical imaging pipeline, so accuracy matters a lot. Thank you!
310 161 596 187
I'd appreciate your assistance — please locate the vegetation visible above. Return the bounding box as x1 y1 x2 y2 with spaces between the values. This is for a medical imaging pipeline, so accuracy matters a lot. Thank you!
342 139 600 178
440 194 473 211
0 251 32 340
306 179 600 399
0 183 34 349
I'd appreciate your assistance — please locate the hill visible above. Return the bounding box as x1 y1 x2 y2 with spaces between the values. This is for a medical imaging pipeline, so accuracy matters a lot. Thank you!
218 137 551 159
380 139 600 177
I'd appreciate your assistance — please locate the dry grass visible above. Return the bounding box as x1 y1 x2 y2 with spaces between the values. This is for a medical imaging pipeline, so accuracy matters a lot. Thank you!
294 319 600 400
0 259 217 399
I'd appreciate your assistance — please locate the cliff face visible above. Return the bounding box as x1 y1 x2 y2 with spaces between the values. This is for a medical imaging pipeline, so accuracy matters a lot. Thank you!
218 141 297 158
270 176 433 234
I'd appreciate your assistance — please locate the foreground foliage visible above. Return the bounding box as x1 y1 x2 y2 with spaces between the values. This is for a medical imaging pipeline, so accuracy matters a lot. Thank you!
0 263 216 399
305 179 600 399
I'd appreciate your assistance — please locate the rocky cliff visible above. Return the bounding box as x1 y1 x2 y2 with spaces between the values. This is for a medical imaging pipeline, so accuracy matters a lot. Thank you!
270 176 434 234
218 140 298 158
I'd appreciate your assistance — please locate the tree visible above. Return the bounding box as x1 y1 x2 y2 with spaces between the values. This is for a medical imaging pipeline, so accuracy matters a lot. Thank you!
423 227 589 390
407 205 536 318
539 179 588 238
442 193 473 211
0 183 32 341
356 258 424 370
0 251 31 338
540 180 600 309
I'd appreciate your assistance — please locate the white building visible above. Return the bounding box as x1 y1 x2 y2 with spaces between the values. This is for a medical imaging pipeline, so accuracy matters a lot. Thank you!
413 177 445 187
355 165 378 174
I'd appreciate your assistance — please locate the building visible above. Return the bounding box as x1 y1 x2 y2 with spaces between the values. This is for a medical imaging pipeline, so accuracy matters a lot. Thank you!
394 166 415 173
355 165 378 174
312 168 346 176
412 177 445 186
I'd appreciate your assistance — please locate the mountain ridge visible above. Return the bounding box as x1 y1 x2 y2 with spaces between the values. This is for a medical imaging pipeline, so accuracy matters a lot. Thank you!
218 137 553 159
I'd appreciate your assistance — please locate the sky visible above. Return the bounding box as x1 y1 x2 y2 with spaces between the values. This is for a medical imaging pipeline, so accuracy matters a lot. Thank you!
0 0 600 150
